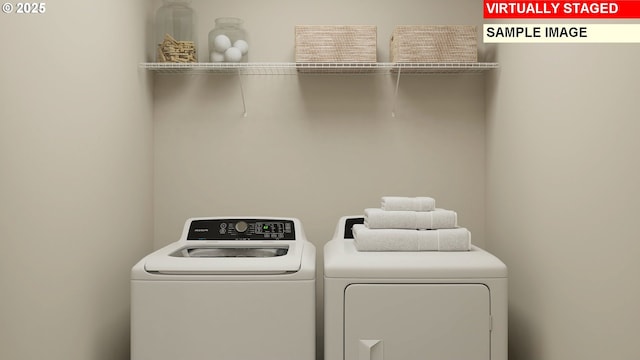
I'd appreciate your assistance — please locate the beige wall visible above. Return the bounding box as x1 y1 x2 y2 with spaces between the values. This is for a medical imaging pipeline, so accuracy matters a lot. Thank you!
486 44 640 359
153 0 489 247
0 1 154 360
6 1 638 360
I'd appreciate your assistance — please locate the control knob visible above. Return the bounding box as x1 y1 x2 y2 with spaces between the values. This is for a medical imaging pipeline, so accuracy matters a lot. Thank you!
234 221 248 233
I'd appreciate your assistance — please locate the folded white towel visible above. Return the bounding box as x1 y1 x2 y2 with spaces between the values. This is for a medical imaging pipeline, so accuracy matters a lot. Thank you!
381 196 436 212
352 224 471 252
364 208 457 229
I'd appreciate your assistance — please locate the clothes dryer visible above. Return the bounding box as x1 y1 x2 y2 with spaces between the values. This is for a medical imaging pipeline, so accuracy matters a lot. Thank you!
324 216 507 360
132 217 315 360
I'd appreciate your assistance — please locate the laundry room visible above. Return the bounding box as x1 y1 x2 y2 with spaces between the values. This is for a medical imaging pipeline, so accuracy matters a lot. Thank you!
1 1 639 360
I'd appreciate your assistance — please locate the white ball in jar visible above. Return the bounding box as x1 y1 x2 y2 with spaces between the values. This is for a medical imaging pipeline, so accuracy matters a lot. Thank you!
210 51 225 62
233 40 249 55
213 34 231 52
224 47 243 62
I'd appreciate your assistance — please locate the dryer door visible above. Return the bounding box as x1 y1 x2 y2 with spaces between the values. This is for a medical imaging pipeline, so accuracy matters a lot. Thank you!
344 284 491 360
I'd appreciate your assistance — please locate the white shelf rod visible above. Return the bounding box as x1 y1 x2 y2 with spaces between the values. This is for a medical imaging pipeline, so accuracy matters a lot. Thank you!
140 62 498 75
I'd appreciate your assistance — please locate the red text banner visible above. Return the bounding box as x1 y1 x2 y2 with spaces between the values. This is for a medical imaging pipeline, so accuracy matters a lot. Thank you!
484 1 640 18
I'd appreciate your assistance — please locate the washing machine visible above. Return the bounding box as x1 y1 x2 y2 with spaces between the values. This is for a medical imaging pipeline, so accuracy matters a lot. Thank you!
131 217 316 360
324 216 507 360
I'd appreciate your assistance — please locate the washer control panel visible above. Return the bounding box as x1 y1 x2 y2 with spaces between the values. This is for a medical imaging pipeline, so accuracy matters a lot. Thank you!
187 219 296 241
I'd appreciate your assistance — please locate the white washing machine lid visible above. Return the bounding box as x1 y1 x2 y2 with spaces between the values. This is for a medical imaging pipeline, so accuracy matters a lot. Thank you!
143 217 308 275
143 240 304 274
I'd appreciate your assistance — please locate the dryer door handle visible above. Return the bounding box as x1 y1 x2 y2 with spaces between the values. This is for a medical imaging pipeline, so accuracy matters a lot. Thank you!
359 339 383 360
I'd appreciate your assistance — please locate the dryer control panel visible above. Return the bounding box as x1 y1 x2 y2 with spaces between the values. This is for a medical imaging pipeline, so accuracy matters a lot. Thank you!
187 219 296 241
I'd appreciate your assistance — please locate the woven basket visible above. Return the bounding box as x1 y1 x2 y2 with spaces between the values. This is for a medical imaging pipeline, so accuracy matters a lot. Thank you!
295 25 377 63
390 25 477 63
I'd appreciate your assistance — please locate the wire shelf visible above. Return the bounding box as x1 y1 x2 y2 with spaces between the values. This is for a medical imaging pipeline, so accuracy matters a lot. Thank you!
140 62 499 117
140 62 498 75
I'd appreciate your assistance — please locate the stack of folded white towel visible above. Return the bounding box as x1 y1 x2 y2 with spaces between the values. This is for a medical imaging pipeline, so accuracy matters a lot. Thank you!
352 196 471 252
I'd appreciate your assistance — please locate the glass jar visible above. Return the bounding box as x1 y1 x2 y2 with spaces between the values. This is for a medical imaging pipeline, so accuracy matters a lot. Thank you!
155 0 197 63
208 17 249 63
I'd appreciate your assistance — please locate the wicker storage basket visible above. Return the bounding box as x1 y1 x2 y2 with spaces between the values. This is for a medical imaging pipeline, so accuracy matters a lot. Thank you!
390 25 477 63
295 25 377 63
